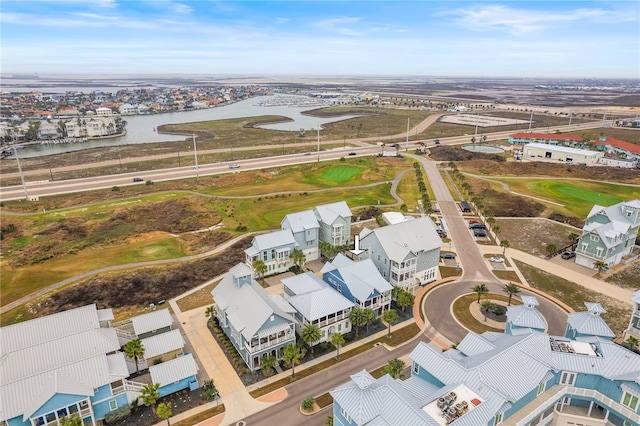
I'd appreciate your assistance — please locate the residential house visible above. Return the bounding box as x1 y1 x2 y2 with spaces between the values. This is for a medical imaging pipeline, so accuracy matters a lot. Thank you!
95 107 113 116
1 305 135 426
149 354 199 398
139 328 185 367
321 254 392 317
565 302 615 340
281 210 321 261
575 200 640 270
521 143 604 165
282 272 354 344
37 121 60 140
508 132 583 145
331 303 640 426
357 216 441 292
245 229 298 275
211 263 296 371
314 201 352 248
595 136 640 162
624 290 640 344
118 104 138 115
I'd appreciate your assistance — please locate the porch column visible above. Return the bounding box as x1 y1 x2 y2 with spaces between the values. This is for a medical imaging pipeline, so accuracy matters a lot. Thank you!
587 401 593 417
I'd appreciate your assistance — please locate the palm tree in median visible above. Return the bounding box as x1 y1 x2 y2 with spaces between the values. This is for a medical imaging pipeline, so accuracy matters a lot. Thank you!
502 283 520 306
123 339 145 374
300 323 322 354
472 284 489 304
382 309 399 337
500 239 510 256
330 332 345 359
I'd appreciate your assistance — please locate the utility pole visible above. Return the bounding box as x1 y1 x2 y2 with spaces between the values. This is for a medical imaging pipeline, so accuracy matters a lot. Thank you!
14 145 29 200
405 117 410 145
193 134 199 181
528 110 534 132
317 127 320 163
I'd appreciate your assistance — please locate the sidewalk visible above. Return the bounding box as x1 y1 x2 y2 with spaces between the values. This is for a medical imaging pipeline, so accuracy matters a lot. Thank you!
477 246 634 305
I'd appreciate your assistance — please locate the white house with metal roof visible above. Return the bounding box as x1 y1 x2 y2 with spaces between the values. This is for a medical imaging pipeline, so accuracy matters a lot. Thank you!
575 199 640 270
624 290 640 345
211 263 297 371
282 272 354 344
139 328 185 367
281 210 321 261
505 295 547 334
331 302 640 426
321 254 392 317
356 216 441 292
313 201 352 248
565 302 615 340
245 229 298 275
149 353 199 397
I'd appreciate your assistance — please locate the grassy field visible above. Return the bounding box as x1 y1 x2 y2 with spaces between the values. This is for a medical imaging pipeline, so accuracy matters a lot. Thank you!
452 293 507 334
494 178 640 218
496 218 580 257
176 281 219 312
514 260 631 336
395 171 421 213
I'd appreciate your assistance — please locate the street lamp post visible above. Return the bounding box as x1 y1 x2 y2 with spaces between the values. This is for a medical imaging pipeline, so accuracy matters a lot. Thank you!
13 145 29 200
192 134 199 181
317 127 320 163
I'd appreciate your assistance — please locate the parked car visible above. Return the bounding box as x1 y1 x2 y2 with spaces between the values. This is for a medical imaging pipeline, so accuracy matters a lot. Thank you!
348 152 357 156
469 223 486 229
440 253 456 259
561 251 576 259
229 164 240 169
468 219 480 224
133 177 144 182
474 229 487 237
437 230 447 238
434 139 441 144
303 152 311 156
489 256 504 263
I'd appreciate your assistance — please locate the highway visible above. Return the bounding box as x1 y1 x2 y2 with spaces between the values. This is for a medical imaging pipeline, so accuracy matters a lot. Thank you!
0 120 610 202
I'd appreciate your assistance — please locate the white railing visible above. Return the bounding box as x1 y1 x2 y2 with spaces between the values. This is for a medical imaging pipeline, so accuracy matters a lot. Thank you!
515 386 640 426
111 318 132 328
123 379 146 392
247 333 294 353
115 328 134 341
111 385 125 395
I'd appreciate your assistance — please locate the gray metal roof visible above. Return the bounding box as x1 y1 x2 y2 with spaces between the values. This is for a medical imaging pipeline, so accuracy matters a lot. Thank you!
328 258 393 301
456 332 497 356
360 216 441 263
131 308 173 336
212 263 294 341
149 353 198 387
281 210 319 233
140 329 185 359
566 311 615 338
526 142 602 157
281 272 325 295
287 286 354 321
247 229 297 253
506 305 547 330
313 201 352 225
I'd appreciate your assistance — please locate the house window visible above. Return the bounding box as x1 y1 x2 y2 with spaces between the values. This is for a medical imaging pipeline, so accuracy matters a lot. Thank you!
494 412 503 425
338 323 342 332
537 381 545 395
263 252 267 261
622 391 639 410
79 401 89 409
560 372 576 386
340 406 352 423
413 362 420 374
581 243 588 251
337 284 342 293
109 400 118 411
596 248 603 257
384 258 387 264
590 235 600 242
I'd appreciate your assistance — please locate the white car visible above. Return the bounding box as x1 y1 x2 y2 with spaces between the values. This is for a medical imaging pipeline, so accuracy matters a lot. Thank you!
489 256 504 263
229 163 240 169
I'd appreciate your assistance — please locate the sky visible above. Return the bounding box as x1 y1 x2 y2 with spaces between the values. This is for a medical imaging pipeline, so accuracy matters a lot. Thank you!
1 1 639 79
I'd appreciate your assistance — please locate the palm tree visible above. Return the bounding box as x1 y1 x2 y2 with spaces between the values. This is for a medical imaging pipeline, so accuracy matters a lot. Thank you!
593 260 608 275
492 225 501 237
330 332 345 358
59 415 82 426
382 309 399 337
396 290 415 313
625 336 639 351
500 239 510 255
205 305 215 322
300 323 322 354
481 300 493 321
260 353 277 376
349 307 367 337
156 402 172 425
383 358 405 379
123 339 145 374
140 383 161 409
363 308 375 334
252 259 267 282
568 232 580 247
486 217 495 230
291 248 306 272
503 283 520 306
472 284 489 304
281 344 306 379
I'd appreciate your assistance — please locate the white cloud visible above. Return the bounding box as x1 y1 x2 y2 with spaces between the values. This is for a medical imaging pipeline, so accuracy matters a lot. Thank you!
172 3 193 14
442 4 638 35
314 17 365 37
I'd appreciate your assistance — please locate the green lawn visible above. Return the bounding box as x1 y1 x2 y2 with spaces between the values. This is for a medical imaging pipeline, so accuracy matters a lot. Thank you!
320 166 363 183
495 178 640 218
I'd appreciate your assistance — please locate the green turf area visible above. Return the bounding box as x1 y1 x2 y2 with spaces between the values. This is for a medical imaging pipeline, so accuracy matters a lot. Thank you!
320 166 363 183
496 178 640 218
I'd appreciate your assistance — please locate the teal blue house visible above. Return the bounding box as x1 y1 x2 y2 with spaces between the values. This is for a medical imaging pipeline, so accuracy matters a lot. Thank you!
331 301 640 426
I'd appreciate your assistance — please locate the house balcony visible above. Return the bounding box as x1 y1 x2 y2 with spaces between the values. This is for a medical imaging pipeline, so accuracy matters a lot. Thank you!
247 331 295 353
554 404 607 425
308 311 350 328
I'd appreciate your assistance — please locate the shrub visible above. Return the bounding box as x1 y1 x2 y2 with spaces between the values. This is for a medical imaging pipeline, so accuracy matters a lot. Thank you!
111 186 120 191
104 405 131 424
145 180 154 185
302 397 315 412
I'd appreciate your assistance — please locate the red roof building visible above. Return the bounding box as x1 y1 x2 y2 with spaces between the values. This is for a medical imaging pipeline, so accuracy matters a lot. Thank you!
595 137 640 155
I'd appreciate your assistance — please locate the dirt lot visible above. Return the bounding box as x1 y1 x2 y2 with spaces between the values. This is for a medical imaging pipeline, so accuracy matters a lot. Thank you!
495 218 580 257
